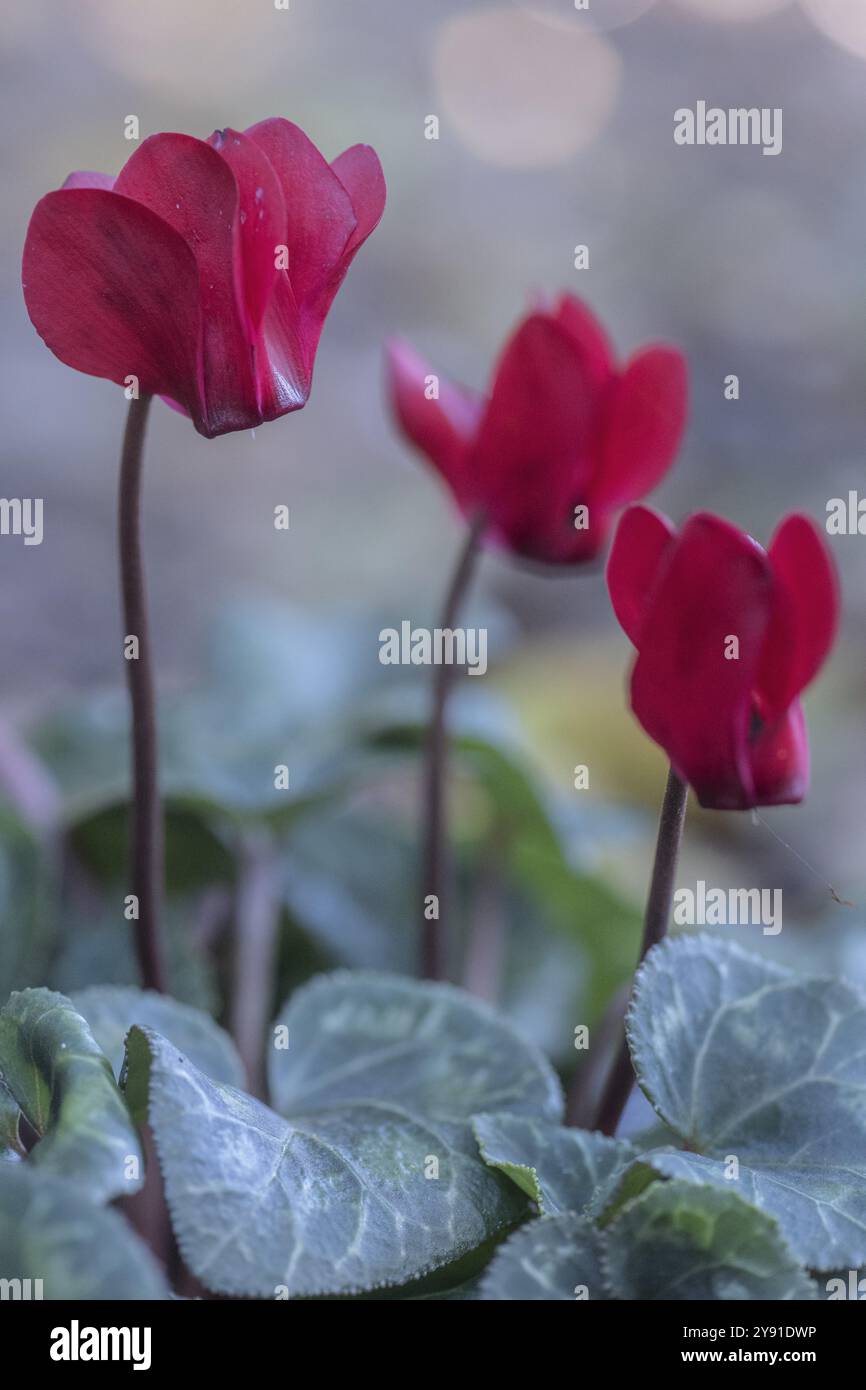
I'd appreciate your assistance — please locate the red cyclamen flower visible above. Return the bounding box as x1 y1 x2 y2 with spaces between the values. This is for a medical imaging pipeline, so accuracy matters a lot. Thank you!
385 295 688 564
22 120 385 438
608 506 840 809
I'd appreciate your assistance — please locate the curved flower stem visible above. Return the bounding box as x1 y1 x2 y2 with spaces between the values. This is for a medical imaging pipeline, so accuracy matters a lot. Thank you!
118 393 167 994
592 765 688 1136
420 510 486 982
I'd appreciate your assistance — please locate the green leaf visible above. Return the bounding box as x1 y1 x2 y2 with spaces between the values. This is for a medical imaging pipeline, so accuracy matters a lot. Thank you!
480 1214 607 1301
33 602 353 830
473 1114 636 1216
123 973 562 1298
267 972 561 1121
0 1166 169 1299
281 809 417 972
0 1078 22 1157
50 899 220 1013
281 803 592 1068
71 985 244 1086
603 1181 816 1301
365 723 641 1030
69 801 235 894
0 808 57 997
628 936 866 1270
0 989 142 1202
407 1276 483 1300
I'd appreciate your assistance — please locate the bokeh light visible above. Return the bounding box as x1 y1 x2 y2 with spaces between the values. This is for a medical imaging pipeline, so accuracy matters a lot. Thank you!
674 0 792 21
74 0 297 103
433 7 621 168
800 0 866 61
515 0 658 32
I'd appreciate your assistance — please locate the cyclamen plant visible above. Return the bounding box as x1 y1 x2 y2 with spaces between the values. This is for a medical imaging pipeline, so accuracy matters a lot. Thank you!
2 119 859 1308
386 299 688 980
21 120 386 995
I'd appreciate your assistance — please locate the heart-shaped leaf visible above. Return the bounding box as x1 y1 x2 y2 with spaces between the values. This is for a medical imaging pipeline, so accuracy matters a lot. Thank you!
480 1214 607 1300
473 1114 636 1216
266 972 561 1121
122 972 561 1298
627 936 866 1269
71 985 244 1086
0 989 142 1202
0 1166 168 1299
603 1181 816 1301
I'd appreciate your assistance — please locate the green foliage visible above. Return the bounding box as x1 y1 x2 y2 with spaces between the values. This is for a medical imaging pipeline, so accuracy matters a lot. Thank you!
0 989 142 1203
121 973 561 1298
623 936 866 1269
3 615 861 1301
0 1166 169 1300
602 1183 816 1302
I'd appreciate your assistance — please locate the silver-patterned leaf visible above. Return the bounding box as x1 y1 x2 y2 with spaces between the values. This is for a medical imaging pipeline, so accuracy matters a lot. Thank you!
473 1113 636 1216
0 989 142 1202
603 1181 816 1301
267 972 562 1121
480 1214 607 1301
123 973 562 1298
628 937 866 1269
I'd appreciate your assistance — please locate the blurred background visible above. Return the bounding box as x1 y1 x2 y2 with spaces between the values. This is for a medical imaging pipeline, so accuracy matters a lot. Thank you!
1 0 866 1117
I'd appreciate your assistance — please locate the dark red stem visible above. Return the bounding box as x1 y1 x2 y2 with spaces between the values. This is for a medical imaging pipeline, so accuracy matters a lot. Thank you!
118 394 167 994
420 511 485 981
592 765 688 1136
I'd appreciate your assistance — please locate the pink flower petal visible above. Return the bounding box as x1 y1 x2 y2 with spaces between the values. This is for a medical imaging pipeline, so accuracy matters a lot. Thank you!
629 514 774 810
22 188 201 414
331 144 387 255
749 700 810 807
607 504 677 646
756 514 840 718
594 346 688 512
114 132 258 436
209 127 285 338
469 313 604 561
385 338 481 509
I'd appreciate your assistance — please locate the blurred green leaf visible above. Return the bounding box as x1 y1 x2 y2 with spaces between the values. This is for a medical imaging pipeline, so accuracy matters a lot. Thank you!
364 723 642 1028
0 1079 21 1157
0 1166 169 1299
603 1182 815 1302
69 800 235 893
50 898 221 1014
71 984 244 1086
31 603 359 828
0 806 57 998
